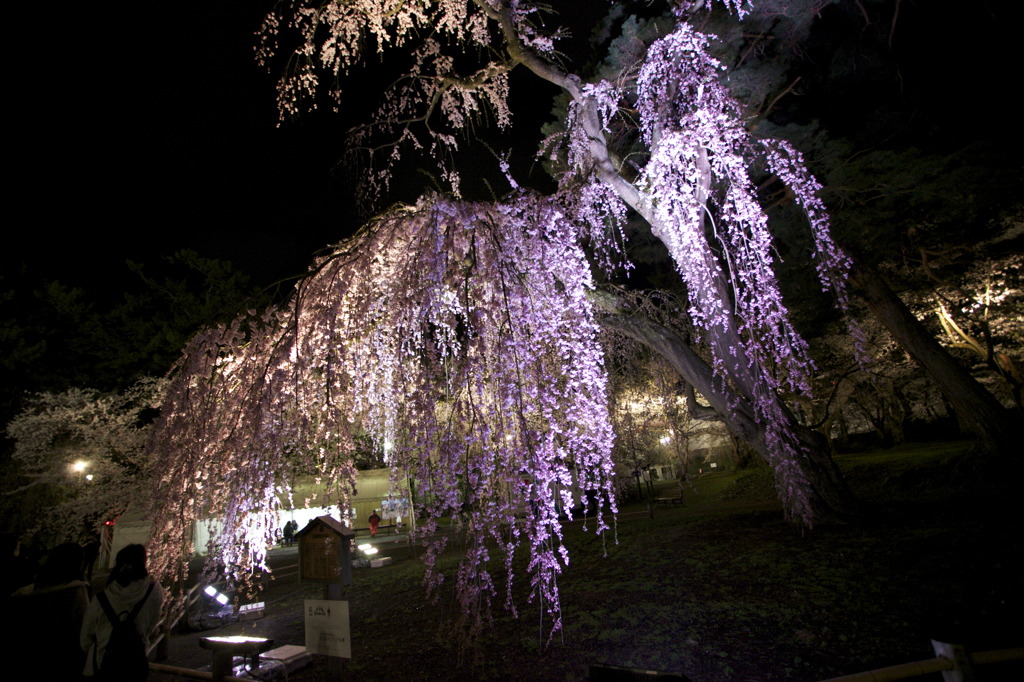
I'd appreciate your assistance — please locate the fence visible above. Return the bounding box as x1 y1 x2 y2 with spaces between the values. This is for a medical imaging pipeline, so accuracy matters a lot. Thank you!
821 641 1023 682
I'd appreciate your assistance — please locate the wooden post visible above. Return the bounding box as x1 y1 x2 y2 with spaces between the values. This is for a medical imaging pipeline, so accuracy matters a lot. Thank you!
931 640 977 682
294 516 355 680
325 580 346 680
155 619 170 661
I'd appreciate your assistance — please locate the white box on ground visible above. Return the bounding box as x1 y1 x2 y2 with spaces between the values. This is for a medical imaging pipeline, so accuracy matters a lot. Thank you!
238 601 265 621
304 599 351 658
261 644 308 662
261 644 314 674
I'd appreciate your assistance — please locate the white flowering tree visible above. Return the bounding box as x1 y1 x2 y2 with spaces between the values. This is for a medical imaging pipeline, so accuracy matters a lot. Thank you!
929 252 1023 411
149 1 864 634
853 249 1023 435
849 254 1022 453
4 378 166 542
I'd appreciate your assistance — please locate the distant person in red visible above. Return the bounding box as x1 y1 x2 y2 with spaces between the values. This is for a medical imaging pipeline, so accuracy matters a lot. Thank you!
368 510 381 537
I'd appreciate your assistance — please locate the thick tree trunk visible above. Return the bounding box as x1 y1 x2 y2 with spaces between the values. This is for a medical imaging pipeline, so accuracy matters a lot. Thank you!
850 262 1020 454
593 292 861 524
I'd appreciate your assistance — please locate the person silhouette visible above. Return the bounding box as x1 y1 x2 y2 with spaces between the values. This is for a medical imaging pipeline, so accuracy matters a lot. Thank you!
11 542 91 679
81 544 164 680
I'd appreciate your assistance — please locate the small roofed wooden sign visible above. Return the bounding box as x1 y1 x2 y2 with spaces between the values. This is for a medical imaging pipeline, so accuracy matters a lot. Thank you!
295 515 355 584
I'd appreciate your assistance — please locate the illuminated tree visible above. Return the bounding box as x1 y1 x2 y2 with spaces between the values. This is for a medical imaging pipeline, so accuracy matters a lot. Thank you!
4 378 166 542
696 0 1023 453
150 194 617 634
849 248 1023 449
149 0 864 634
928 252 1023 411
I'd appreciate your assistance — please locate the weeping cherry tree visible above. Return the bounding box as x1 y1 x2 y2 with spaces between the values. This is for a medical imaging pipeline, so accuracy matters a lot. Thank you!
150 194 619 633
149 0 862 634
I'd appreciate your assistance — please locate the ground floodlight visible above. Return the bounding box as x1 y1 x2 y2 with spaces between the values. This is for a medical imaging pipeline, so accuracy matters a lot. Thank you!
203 635 270 644
205 585 231 605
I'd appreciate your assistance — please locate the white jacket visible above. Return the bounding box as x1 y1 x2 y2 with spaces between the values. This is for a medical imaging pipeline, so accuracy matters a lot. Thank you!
80 576 164 677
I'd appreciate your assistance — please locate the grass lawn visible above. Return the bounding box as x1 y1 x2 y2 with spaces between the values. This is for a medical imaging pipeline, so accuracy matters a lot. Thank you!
154 441 1023 681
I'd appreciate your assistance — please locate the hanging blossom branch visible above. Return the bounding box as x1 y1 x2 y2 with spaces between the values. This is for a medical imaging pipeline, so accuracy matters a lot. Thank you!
546 20 860 523
258 0 542 205
147 307 359 602
629 25 816 391
148 193 618 637
257 0 494 120
256 0 863 524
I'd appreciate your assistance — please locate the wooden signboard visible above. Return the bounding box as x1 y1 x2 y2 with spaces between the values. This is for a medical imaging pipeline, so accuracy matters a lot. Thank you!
295 516 355 584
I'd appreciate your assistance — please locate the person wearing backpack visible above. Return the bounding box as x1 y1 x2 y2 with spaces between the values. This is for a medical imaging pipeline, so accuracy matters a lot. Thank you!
81 543 163 680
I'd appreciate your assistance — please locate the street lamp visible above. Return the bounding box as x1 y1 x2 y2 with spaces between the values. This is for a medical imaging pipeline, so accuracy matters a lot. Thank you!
72 460 93 481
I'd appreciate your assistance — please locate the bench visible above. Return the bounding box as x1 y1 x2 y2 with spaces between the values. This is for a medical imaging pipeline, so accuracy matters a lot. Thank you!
654 495 683 508
353 523 404 537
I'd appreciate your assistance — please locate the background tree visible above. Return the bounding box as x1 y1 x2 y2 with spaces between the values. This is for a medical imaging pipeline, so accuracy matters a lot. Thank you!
0 251 261 428
730 0 1024 451
3 378 166 544
895 242 1023 413
0 252 264 540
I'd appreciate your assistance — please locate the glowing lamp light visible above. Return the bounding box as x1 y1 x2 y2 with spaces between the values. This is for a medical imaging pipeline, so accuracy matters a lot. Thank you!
357 543 372 551
204 635 269 644
198 634 274 673
204 585 230 605
72 460 89 473
85 474 94 481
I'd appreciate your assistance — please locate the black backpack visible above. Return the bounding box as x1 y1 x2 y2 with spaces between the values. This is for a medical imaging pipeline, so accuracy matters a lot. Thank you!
96 581 155 681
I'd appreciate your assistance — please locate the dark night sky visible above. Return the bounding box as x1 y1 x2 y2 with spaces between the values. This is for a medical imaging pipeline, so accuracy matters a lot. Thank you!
6 1 1018 296
7 0 565 295
9 1 360 294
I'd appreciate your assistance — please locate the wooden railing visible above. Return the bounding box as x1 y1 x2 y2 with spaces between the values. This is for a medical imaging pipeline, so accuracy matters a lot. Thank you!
149 580 210 659
821 641 1023 682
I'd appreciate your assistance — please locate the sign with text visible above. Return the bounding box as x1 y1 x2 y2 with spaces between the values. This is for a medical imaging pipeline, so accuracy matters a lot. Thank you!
304 599 351 658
